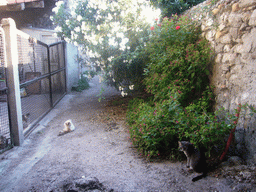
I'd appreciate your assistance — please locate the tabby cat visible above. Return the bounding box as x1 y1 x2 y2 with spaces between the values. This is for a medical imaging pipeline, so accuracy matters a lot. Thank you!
178 141 207 182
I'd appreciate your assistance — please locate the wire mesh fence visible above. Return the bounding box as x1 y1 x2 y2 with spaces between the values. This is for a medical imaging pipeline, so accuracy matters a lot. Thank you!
0 27 11 152
17 30 66 136
17 31 52 132
0 23 66 149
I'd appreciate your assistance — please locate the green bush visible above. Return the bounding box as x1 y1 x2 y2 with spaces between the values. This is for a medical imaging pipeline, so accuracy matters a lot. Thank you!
127 15 236 159
72 77 90 92
127 91 237 158
144 15 212 106
150 0 205 18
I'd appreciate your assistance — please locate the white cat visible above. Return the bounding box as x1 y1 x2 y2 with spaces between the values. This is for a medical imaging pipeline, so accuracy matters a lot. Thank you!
58 119 75 136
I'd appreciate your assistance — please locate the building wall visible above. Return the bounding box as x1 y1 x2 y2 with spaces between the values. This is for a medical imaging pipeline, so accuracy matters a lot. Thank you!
186 0 256 164
66 43 79 92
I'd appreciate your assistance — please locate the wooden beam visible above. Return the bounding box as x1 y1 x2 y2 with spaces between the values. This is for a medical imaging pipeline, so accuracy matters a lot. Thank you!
25 1 44 8
0 1 8 6
0 0 44 11
4 3 25 11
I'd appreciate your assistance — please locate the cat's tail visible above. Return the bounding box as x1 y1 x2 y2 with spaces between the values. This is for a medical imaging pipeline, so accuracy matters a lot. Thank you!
192 172 207 182
58 130 74 136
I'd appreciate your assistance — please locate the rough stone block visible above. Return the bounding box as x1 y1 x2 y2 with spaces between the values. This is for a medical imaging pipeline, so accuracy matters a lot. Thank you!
239 23 248 31
241 53 252 63
229 27 239 40
216 30 225 39
220 12 229 24
232 3 240 12
205 30 216 41
239 0 256 8
220 34 232 44
215 54 222 63
229 74 238 83
224 44 231 52
241 28 256 53
233 44 243 53
228 13 243 27
218 4 224 10
215 44 224 53
249 9 256 26
218 23 226 31
221 65 230 73
212 8 220 15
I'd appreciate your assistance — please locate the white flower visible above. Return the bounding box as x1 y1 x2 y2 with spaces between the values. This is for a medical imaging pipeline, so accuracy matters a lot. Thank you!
129 85 134 90
107 13 113 21
54 26 62 32
52 1 63 13
121 91 128 97
99 37 103 44
81 22 89 32
77 15 83 22
98 1 107 10
64 37 70 43
74 27 81 33
116 32 124 38
71 10 76 17
119 86 123 91
53 33 58 38
108 56 114 62
109 37 117 46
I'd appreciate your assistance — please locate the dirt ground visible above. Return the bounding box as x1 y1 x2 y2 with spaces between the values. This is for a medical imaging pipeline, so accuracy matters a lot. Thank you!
0 76 255 192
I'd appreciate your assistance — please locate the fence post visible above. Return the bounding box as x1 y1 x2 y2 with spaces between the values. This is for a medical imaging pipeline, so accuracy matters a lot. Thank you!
1 18 24 146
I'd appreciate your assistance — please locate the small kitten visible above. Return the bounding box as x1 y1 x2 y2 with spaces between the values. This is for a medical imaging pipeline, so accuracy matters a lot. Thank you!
178 141 207 182
58 119 76 136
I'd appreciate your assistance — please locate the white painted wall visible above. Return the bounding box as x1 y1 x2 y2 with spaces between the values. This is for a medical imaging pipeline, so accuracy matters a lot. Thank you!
66 43 79 92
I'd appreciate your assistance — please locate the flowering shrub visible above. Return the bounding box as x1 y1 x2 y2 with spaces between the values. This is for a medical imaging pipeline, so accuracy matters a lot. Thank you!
127 15 238 159
51 0 160 95
144 15 212 106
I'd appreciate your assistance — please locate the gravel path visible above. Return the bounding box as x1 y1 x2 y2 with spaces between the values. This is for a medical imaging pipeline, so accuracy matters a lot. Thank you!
0 76 255 192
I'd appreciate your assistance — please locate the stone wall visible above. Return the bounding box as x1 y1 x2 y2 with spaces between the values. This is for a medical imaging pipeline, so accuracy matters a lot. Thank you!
186 0 256 164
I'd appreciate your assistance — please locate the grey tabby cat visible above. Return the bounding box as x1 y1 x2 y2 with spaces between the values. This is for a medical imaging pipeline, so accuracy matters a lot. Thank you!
178 141 207 182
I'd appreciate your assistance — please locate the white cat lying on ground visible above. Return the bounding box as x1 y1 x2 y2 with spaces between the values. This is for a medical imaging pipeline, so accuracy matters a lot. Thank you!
58 119 76 136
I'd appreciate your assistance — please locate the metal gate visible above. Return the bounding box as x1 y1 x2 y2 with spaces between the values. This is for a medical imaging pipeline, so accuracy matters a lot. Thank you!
0 23 66 150
17 30 66 136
